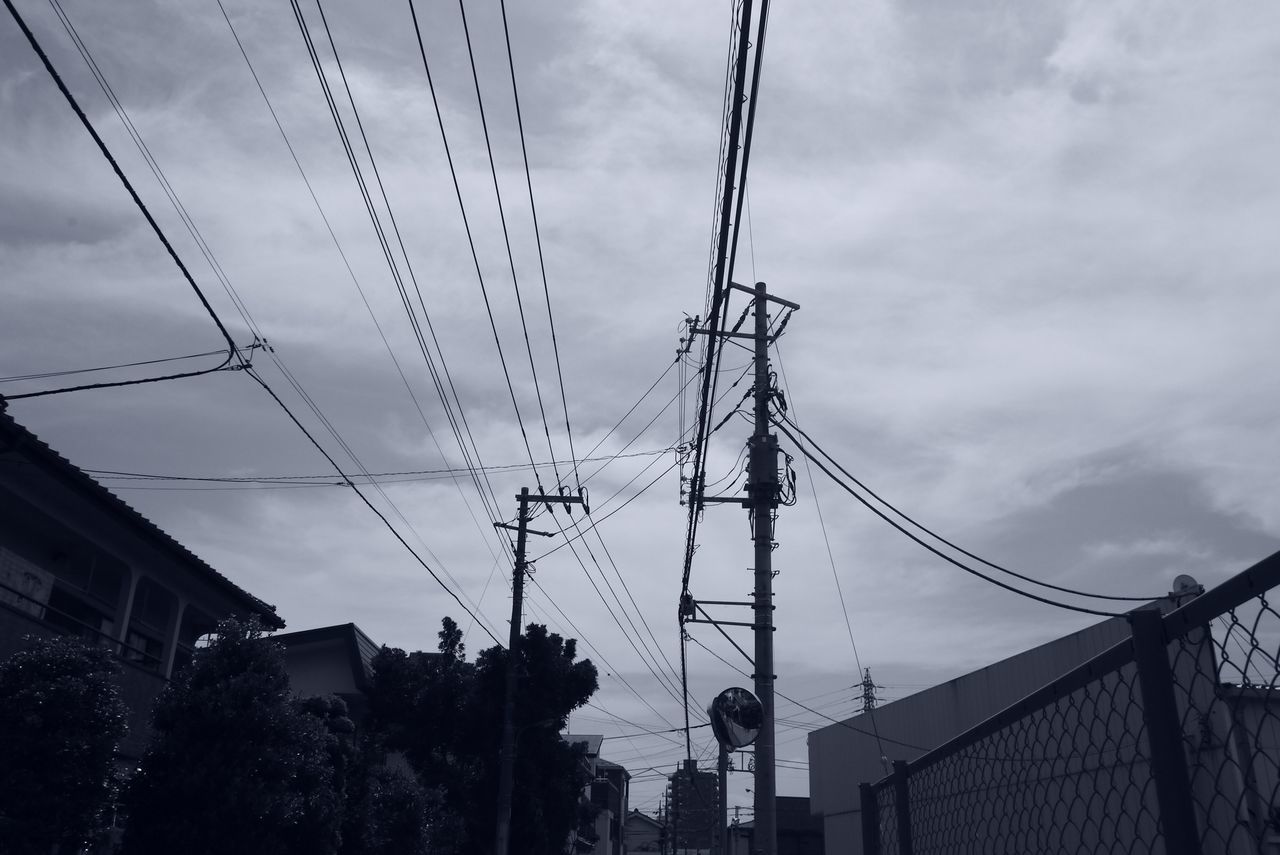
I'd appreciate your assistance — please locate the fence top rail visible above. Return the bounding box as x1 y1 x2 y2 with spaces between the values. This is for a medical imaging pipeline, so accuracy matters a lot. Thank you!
864 546 1280 792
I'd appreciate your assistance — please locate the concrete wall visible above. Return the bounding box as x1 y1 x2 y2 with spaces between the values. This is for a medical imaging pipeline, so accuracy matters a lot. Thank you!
808 614 1136 855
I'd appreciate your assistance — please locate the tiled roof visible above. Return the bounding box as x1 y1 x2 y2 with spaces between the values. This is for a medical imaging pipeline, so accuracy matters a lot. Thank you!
0 400 284 628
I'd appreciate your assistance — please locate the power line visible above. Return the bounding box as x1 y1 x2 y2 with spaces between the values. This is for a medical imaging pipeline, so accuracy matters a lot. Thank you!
775 414 1160 604
405 0 546 489
289 0 516 592
13 0 506 645
3 0 243 388
686 636 930 754
81 448 672 487
0 347 237 384
774 343 888 763
218 8 515 595
773 420 1127 619
497 0 579 488
245 368 503 646
455 0 562 489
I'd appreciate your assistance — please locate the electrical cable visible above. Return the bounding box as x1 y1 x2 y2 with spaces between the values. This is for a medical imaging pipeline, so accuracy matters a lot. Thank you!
82 448 672 487
3 0 243 393
686 635 931 753
497 0 580 488
773 421 1126 618
776 414 1160 604
8 0 506 651
301 0 511 541
774 343 888 764
0 347 236 384
406 0 547 489
216 0 510 573
246 367 503 646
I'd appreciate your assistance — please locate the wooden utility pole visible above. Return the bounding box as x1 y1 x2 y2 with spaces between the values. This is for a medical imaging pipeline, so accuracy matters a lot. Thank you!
493 487 584 855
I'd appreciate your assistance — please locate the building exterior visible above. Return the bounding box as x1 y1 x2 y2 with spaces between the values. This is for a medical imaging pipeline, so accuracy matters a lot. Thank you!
807 591 1187 855
0 402 284 759
564 734 632 855
668 758 718 853
593 758 631 855
727 796 824 855
623 809 664 855
272 622 380 721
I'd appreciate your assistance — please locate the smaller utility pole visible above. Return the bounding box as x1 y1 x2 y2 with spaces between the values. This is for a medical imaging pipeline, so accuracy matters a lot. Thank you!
716 744 729 855
493 487 584 855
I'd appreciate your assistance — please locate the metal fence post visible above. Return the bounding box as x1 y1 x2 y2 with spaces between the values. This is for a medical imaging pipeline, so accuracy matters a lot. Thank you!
892 760 913 855
1130 607 1201 855
860 783 880 855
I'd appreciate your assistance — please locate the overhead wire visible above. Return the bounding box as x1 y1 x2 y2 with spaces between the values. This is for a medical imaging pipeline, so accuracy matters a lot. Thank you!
773 342 888 765
246 368 503 645
0 347 241 384
296 0 512 560
81 448 672 487
773 420 1128 618
9 0 505 645
406 0 547 489
3 0 243 396
775 414 1160 604
215 0 511 573
496 0 580 488
677 0 769 760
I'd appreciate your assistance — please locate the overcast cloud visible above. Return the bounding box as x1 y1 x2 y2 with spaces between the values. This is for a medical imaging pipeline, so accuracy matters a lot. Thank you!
3 0 1279 815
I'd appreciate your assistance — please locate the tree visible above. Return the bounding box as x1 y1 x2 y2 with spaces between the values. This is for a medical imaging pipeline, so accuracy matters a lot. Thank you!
120 618 342 855
0 634 128 854
340 762 433 855
367 618 598 855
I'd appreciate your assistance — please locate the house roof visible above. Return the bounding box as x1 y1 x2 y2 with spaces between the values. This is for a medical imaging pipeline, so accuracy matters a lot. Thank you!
271 622 379 691
626 810 663 829
595 757 631 779
0 401 284 628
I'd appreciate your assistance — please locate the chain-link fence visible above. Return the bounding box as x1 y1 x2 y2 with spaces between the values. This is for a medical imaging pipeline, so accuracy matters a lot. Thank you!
861 551 1280 855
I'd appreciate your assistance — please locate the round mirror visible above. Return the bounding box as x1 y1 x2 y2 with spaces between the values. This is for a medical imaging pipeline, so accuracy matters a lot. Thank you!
709 686 763 748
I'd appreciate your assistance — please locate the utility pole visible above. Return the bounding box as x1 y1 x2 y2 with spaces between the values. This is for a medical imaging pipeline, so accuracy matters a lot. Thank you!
716 744 729 855
690 280 797 855
748 280 781 855
493 487 584 855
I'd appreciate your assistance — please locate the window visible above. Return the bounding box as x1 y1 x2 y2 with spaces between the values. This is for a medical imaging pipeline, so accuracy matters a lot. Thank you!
43 553 125 648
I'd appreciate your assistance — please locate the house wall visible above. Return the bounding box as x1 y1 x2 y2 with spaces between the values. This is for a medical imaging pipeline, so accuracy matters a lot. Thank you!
280 636 360 697
0 437 277 761
623 813 662 854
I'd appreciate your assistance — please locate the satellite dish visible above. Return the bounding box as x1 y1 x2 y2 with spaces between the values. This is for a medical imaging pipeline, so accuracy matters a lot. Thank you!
708 687 763 749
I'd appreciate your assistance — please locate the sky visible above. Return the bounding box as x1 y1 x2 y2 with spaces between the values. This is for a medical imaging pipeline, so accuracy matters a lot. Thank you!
4 0 1280 820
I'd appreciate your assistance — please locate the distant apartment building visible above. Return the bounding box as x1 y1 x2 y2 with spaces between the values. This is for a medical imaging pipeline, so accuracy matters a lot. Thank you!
668 758 718 853
0 401 284 758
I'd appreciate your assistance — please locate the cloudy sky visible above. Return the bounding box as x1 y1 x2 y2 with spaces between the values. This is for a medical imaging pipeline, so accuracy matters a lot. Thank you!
4 0 1280 817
